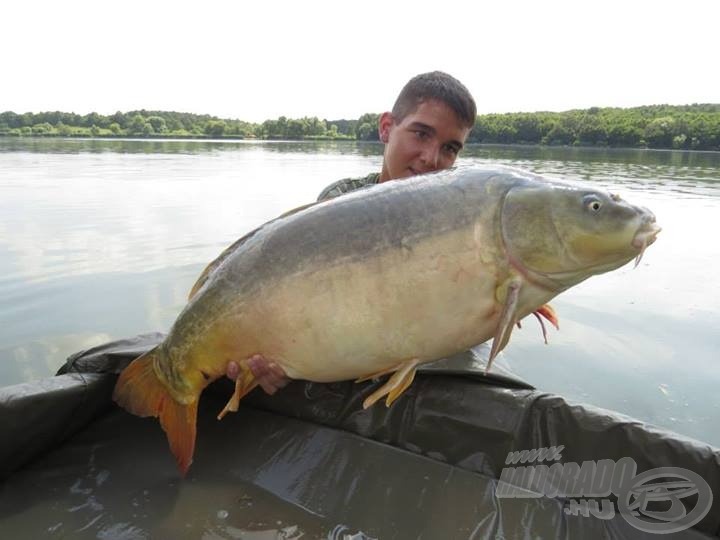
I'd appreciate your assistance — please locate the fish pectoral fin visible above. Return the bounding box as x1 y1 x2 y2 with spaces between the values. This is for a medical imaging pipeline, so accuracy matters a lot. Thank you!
532 303 560 344
217 366 258 420
362 359 421 409
487 278 523 373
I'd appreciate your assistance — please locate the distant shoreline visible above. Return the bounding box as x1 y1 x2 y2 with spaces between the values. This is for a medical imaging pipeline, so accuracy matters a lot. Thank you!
3 136 719 154
2 104 719 151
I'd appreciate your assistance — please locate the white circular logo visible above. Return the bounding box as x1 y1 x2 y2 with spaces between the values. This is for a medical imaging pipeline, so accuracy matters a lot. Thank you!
617 467 713 534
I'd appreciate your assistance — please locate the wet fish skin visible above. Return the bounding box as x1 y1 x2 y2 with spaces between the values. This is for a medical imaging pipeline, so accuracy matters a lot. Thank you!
113 166 660 474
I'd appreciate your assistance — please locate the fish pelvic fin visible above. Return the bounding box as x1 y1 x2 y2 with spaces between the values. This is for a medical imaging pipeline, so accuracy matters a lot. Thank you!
487 277 523 373
113 348 199 476
361 358 421 409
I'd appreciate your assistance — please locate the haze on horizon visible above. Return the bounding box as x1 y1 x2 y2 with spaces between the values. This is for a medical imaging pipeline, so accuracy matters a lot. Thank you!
2 0 718 123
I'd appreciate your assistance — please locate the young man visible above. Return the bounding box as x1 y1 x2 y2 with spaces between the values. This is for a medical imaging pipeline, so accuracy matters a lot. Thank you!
228 71 477 393
318 71 476 201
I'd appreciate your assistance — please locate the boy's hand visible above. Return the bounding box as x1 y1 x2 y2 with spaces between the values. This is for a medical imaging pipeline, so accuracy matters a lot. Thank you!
226 355 290 395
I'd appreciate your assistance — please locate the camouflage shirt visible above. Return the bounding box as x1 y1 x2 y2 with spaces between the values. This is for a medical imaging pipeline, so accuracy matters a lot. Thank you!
317 172 381 202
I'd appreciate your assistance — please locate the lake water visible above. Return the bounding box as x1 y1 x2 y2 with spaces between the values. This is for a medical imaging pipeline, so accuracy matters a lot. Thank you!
1 138 719 447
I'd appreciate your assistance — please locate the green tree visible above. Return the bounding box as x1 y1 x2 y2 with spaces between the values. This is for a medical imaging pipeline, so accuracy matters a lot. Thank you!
576 115 608 145
356 113 379 141
644 117 676 148
494 123 517 144
205 120 227 137
513 114 544 143
84 112 106 128
147 116 168 134
286 118 306 139
306 117 326 137
56 122 72 136
543 121 574 145
0 105 717 148
130 114 147 135
607 122 643 147
32 122 54 135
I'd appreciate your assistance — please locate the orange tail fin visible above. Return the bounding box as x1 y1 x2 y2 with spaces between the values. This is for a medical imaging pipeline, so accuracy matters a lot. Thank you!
113 348 198 476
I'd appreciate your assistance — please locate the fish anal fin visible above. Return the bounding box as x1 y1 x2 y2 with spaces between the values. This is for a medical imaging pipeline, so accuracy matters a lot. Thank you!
113 348 198 476
217 365 257 420
487 278 522 372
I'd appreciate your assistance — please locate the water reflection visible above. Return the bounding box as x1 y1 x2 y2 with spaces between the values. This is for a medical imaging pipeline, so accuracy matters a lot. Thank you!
0 136 386 158
0 138 719 447
462 143 720 170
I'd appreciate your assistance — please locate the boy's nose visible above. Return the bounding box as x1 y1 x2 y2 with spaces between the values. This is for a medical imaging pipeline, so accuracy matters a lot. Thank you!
419 144 441 171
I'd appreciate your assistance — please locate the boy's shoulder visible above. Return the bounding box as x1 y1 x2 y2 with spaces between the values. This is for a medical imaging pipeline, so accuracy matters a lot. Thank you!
317 172 381 201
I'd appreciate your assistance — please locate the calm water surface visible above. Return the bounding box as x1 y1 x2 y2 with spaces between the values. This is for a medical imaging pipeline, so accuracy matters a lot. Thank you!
1 138 719 447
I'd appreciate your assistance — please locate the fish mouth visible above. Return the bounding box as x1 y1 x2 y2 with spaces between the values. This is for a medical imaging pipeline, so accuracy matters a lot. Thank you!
631 219 662 268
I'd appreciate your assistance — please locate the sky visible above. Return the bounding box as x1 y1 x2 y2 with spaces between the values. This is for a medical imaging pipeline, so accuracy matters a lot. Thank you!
2 0 718 122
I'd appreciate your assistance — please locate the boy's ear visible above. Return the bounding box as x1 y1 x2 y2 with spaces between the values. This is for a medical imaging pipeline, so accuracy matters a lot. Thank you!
378 112 394 143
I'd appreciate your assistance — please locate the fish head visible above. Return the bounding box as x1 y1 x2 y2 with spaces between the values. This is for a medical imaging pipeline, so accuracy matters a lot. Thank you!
500 181 661 289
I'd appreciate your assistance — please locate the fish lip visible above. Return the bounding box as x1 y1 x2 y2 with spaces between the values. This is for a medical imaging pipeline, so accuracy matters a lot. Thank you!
631 222 661 268
632 223 662 249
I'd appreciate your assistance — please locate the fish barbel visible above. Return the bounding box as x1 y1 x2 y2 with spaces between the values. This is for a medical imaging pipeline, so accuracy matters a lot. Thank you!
113 166 660 474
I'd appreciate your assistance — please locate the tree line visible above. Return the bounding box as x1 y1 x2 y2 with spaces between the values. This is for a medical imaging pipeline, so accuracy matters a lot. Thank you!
1 105 718 150
468 105 720 150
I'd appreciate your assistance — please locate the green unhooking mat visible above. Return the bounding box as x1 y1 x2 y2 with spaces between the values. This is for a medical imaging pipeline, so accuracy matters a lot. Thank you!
1 334 718 539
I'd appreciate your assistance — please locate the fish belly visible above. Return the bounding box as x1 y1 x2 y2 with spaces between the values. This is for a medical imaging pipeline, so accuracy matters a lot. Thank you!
239 228 502 381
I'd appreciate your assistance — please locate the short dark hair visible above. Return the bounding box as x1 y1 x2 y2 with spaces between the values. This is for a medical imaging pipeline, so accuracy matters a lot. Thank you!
392 71 476 129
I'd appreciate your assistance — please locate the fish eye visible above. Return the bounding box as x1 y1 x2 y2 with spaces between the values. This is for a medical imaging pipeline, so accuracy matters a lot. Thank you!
583 195 603 212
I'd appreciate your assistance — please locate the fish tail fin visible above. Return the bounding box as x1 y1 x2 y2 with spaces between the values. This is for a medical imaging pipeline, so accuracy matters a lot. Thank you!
113 348 198 476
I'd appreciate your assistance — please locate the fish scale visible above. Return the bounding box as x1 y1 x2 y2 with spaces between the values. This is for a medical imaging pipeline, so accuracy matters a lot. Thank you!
113 165 660 475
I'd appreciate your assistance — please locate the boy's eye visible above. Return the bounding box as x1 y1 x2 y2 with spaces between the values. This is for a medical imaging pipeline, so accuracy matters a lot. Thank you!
414 130 430 140
443 144 459 156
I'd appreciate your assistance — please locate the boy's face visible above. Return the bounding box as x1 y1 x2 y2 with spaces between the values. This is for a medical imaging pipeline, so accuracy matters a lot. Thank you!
379 99 471 182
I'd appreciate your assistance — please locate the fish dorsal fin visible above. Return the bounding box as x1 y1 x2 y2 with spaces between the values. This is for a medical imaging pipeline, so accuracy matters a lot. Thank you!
187 201 319 300
187 228 260 300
